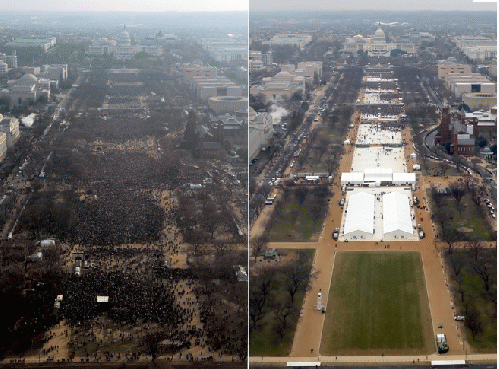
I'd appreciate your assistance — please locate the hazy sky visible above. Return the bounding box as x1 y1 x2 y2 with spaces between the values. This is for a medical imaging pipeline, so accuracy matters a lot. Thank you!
0 0 248 12
250 0 497 12
0 0 495 12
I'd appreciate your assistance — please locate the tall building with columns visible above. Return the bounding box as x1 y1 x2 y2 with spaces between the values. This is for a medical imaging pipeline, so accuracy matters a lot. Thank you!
87 26 163 59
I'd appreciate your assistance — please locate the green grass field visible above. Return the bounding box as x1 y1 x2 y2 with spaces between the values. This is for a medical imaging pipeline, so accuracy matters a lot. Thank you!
267 201 321 242
446 250 497 352
267 188 329 242
320 252 434 355
429 189 496 241
442 194 495 241
249 249 315 356
422 160 460 177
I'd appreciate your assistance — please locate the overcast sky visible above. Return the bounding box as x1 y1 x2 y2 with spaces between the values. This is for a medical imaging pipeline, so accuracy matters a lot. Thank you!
250 0 496 12
0 0 248 12
0 0 494 13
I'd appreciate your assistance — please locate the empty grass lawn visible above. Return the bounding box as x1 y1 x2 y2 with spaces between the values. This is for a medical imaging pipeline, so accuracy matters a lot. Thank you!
250 249 315 356
446 250 497 352
267 187 330 242
431 191 496 241
320 252 434 356
422 160 461 177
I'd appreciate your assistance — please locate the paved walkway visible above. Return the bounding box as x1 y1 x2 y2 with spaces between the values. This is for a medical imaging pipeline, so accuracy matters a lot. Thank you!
249 353 497 365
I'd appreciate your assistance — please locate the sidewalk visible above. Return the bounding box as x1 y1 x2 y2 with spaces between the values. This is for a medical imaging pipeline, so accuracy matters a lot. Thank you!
249 353 497 365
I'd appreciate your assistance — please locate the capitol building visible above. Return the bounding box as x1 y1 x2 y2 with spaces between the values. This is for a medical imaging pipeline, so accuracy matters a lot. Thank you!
87 26 163 59
343 26 416 57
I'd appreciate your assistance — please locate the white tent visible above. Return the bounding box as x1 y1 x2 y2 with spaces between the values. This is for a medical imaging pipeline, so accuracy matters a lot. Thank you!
392 173 416 189
96 296 109 303
40 239 56 248
409 152 417 159
382 192 414 239
364 168 392 185
343 192 375 240
305 175 320 183
341 172 364 186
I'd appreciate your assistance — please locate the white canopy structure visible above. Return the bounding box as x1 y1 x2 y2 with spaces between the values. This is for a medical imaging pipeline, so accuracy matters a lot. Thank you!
341 169 416 188
364 168 393 185
40 239 56 247
392 173 416 189
341 172 364 186
383 192 414 239
344 192 375 240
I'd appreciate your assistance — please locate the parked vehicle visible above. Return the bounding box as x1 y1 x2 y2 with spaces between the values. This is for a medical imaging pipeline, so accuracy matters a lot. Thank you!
436 334 448 353
332 228 339 240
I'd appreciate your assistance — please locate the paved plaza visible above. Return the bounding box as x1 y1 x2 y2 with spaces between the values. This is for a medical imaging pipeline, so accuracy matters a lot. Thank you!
351 146 407 172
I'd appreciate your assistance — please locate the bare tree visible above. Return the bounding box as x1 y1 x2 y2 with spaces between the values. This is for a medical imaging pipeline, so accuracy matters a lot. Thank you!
251 236 268 261
201 198 219 238
295 187 309 205
449 182 466 211
272 299 296 339
283 255 310 302
473 253 494 293
325 158 335 176
188 231 205 256
310 197 324 223
468 181 482 206
249 272 273 331
466 240 483 262
453 274 467 303
465 305 483 340
442 224 459 254
315 137 331 161
449 252 466 278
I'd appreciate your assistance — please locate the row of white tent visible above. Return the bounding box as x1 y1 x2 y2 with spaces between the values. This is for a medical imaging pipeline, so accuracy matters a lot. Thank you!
343 191 414 240
341 168 416 189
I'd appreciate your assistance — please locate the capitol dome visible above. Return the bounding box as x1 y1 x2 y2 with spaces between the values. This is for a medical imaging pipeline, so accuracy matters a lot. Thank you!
374 27 385 39
118 26 131 46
